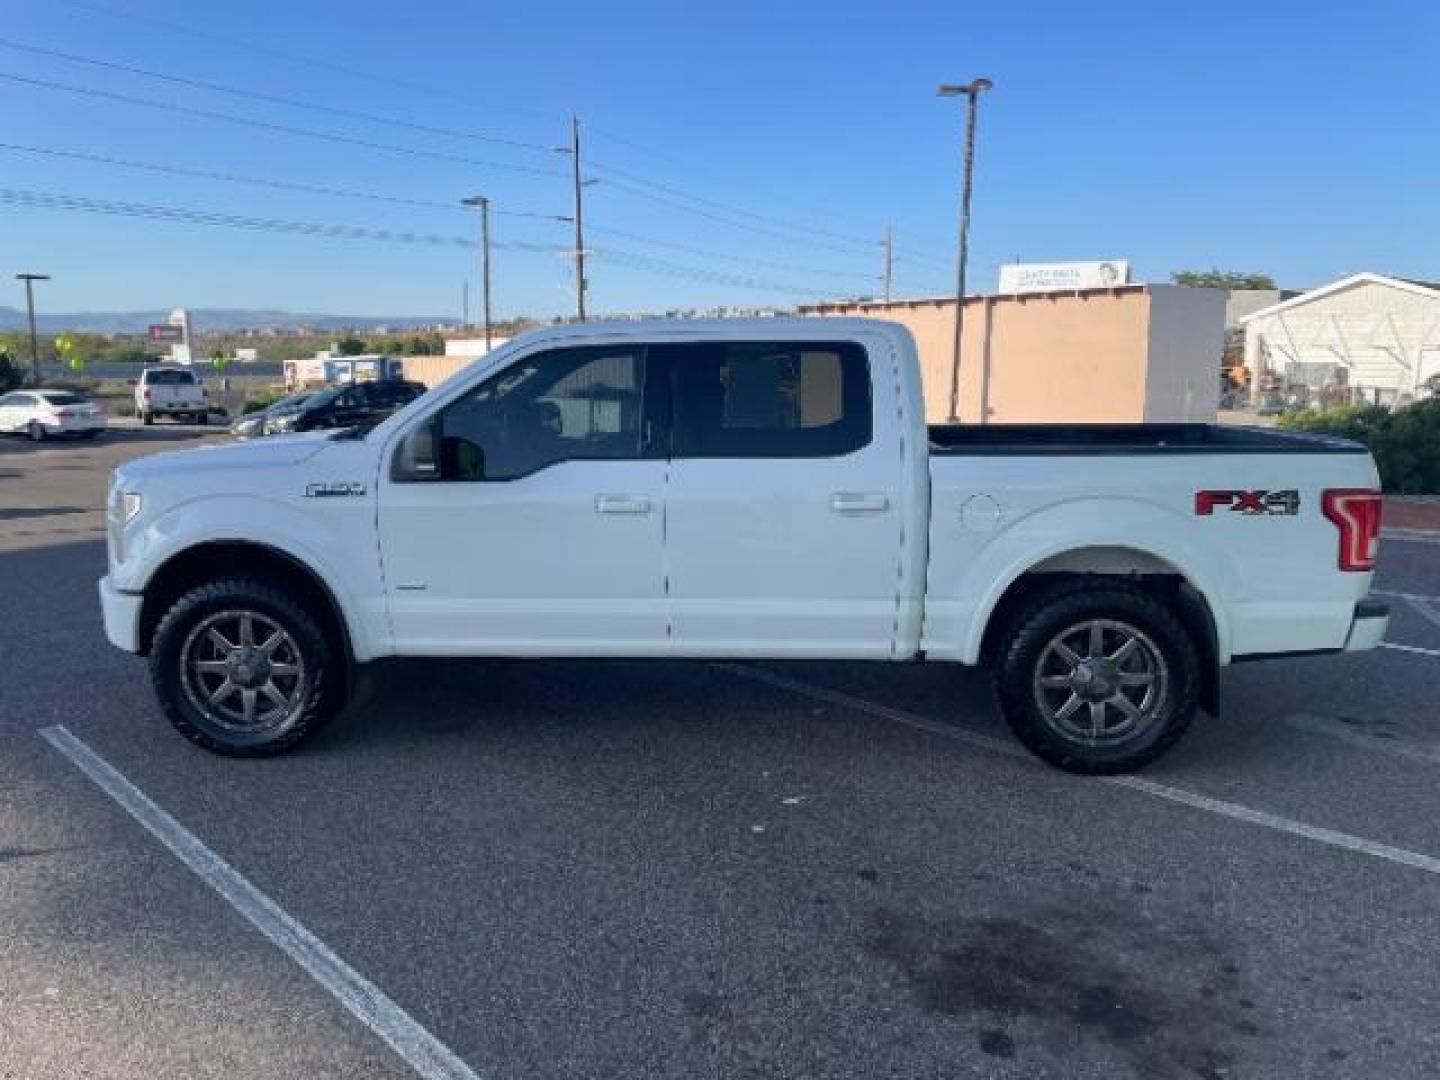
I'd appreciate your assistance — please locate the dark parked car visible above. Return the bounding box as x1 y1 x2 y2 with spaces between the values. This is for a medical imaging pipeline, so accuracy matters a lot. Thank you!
230 391 315 440
271 380 426 434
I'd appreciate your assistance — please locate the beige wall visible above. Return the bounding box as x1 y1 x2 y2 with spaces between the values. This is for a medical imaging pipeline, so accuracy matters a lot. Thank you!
403 353 479 389
804 285 1221 424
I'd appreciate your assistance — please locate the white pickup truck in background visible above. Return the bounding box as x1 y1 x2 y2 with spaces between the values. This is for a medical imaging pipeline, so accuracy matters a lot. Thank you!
99 319 1388 772
135 366 210 425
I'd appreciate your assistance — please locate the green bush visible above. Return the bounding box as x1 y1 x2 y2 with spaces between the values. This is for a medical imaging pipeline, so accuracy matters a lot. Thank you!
1278 400 1440 494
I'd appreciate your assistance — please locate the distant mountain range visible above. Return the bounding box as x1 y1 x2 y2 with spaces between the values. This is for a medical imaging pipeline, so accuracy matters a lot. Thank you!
0 306 460 334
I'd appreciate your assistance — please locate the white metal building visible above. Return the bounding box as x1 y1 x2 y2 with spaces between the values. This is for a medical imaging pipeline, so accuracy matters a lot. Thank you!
1242 273 1440 404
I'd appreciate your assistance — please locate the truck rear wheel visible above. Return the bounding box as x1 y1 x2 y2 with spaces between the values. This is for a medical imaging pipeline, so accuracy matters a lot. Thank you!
149 578 341 756
993 582 1200 774
142 411 154 426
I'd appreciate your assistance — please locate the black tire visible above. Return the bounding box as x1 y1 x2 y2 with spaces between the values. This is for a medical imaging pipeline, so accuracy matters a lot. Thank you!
196 411 209 426
142 411 154 426
993 581 1200 774
27 421 45 442
149 577 341 756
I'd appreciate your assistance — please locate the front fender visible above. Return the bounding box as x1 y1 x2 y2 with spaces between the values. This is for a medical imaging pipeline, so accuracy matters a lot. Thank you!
930 497 1236 665
120 493 387 661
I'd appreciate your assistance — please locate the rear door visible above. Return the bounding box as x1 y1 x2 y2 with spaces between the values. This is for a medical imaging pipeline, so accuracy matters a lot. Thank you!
663 338 905 658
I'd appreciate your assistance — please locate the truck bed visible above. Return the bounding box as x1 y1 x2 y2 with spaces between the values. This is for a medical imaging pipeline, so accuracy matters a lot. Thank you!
927 422 1367 456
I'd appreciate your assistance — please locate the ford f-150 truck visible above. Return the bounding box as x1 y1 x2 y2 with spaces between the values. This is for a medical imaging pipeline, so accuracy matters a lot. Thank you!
99 319 1389 772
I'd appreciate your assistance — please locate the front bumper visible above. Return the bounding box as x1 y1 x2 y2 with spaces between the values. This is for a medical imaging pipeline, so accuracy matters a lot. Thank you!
99 575 143 653
1343 598 1390 652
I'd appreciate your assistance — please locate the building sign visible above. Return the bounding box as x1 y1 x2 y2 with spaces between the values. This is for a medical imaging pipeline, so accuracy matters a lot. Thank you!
148 323 184 342
998 260 1131 294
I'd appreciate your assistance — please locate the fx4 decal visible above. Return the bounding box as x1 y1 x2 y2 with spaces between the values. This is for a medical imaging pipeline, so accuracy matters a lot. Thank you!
1195 489 1300 516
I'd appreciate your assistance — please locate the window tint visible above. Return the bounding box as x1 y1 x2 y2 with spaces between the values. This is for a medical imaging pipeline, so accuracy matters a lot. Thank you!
38 392 86 405
671 341 870 458
145 369 197 385
434 346 647 480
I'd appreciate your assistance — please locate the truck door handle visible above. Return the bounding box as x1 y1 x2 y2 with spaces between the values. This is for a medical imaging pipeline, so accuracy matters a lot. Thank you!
830 492 889 514
595 494 653 515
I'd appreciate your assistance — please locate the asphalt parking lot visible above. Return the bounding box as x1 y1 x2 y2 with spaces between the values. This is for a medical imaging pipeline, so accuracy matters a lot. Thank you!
3 430 1439 1080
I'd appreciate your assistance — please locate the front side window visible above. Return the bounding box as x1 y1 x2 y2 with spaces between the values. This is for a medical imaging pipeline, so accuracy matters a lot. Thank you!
429 346 647 481
671 341 871 458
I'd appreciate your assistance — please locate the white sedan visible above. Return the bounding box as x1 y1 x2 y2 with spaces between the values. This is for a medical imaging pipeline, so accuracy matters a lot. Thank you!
0 389 108 440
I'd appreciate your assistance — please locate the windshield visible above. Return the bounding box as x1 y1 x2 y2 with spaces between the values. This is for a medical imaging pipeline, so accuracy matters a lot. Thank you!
267 392 312 413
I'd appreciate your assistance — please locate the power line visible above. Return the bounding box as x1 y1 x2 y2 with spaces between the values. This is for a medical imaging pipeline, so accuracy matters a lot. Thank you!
595 248 846 299
0 72 570 179
0 143 942 294
589 223 935 292
47 0 564 124
37 0 939 267
0 36 555 154
0 142 563 217
0 188 570 251
590 158 881 249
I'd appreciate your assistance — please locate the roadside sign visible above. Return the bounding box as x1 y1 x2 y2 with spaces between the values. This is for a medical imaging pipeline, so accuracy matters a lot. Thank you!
148 324 184 343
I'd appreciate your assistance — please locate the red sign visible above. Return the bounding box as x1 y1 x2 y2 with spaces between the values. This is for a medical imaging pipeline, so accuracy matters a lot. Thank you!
148 324 184 343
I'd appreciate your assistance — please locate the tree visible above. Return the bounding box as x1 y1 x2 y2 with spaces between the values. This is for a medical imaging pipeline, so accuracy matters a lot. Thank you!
1171 269 1276 290
0 349 22 392
334 335 367 356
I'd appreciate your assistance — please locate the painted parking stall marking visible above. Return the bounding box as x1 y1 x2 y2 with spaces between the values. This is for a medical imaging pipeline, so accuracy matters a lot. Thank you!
726 665 1440 878
40 725 483 1080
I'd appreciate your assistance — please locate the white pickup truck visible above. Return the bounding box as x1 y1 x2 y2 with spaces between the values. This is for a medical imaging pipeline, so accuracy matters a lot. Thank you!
135 366 209 425
100 319 1388 772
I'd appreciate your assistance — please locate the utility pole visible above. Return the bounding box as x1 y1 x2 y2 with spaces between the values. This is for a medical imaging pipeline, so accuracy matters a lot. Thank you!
460 195 493 349
569 114 587 321
937 77 993 422
15 273 49 384
462 280 469 327
881 225 894 303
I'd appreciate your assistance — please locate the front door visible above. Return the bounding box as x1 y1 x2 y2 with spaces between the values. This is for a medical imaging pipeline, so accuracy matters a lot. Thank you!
663 338 905 658
377 343 669 655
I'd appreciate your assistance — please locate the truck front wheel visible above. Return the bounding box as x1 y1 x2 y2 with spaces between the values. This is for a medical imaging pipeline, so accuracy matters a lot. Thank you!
149 578 341 756
993 582 1200 774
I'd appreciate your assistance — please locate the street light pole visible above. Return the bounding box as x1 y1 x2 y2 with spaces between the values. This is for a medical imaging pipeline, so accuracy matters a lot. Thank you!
937 78 992 422
460 196 492 350
16 273 49 384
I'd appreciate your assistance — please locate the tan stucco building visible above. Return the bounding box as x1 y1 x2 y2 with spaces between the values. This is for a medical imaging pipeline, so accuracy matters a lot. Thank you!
801 284 1226 424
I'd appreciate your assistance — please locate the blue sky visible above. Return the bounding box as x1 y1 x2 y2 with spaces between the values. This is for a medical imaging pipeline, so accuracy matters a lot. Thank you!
3 0 1436 320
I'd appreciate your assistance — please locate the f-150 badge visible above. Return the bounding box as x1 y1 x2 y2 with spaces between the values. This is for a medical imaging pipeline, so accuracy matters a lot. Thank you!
1195 489 1300 516
305 481 367 498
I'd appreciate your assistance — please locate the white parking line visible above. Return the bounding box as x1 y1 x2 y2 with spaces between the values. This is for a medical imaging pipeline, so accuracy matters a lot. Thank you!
1383 642 1440 658
39 725 482 1080
1383 528 1440 546
723 666 1440 878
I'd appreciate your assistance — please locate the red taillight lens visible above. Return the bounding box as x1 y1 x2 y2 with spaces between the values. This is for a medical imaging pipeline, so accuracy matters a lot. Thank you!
143 388 152 400
1322 489 1382 572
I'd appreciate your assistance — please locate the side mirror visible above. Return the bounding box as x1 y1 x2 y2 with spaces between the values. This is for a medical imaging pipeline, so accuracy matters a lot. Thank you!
391 419 439 481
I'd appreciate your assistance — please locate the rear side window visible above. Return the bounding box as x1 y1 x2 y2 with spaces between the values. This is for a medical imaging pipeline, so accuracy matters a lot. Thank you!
670 341 871 458
38 392 85 405
145 369 197 385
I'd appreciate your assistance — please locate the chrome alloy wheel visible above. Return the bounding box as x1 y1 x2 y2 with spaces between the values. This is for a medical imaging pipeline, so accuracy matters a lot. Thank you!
1031 618 1168 746
179 610 307 733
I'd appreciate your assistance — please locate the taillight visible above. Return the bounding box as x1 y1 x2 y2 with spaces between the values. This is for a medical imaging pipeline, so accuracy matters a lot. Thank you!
143 388 152 400
1322 489 1382 572
57 408 77 417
